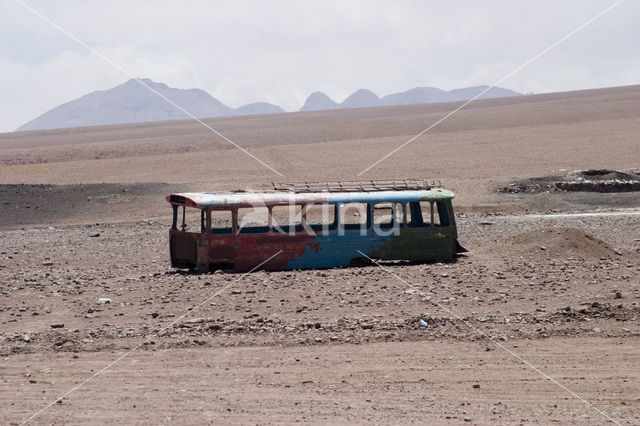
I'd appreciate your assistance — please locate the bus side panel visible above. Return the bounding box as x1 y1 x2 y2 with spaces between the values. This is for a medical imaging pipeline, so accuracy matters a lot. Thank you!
285 231 391 269
209 234 236 267
368 226 457 262
229 226 456 272
232 233 320 272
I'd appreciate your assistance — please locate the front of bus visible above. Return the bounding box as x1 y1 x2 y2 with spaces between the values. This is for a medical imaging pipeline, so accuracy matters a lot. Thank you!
167 194 209 271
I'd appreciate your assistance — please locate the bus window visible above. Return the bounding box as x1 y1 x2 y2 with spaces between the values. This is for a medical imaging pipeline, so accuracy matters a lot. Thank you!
372 202 392 225
180 207 205 233
237 207 269 234
406 202 423 226
271 205 302 234
434 201 450 227
339 203 369 231
303 203 337 232
211 210 233 234
372 202 403 229
407 201 431 227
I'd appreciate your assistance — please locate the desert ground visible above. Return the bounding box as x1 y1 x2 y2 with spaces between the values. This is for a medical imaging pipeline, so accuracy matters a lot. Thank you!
1 85 639 424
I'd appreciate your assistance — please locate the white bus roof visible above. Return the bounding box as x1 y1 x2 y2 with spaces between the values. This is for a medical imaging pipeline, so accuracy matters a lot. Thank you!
167 188 454 209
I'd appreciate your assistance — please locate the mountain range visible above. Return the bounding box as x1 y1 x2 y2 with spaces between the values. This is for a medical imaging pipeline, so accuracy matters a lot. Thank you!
17 78 521 131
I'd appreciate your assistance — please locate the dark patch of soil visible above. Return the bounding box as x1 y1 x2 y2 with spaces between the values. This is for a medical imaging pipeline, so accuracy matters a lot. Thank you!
0 183 186 229
501 169 640 193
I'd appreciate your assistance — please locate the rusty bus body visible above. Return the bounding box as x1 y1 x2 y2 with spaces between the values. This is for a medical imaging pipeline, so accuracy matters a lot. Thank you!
166 182 464 272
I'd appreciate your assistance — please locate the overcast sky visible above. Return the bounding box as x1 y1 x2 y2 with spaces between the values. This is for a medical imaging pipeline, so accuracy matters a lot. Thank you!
1 0 638 132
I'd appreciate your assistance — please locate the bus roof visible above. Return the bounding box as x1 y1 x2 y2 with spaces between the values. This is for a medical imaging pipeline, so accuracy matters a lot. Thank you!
167 188 455 209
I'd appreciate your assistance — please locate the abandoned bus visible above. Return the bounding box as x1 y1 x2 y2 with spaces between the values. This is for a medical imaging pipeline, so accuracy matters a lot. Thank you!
166 180 465 272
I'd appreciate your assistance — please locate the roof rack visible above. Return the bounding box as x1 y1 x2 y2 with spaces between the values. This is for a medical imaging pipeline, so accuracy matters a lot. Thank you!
272 179 442 193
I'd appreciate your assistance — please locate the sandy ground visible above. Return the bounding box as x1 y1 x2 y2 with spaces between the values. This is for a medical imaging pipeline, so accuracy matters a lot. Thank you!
1 85 639 424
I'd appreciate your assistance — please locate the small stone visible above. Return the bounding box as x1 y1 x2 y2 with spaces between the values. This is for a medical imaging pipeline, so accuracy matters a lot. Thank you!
472 383 480 389
151 312 160 318
614 292 622 299
540 246 546 251
43 306 51 313
98 298 112 304
23 335 31 342
89 233 100 238
42 261 53 266
50 323 64 329
593 327 601 333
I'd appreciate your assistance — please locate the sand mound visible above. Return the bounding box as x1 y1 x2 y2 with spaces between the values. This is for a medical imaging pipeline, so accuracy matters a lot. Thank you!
505 227 615 259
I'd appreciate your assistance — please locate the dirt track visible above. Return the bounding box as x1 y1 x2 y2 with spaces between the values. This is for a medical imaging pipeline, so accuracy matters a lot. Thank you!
5 339 639 424
1 85 639 424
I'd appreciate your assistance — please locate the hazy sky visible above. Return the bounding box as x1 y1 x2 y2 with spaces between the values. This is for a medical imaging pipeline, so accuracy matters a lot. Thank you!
2 0 639 132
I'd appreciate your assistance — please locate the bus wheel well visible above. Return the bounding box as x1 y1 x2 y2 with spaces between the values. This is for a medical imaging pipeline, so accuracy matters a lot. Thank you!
209 262 235 272
348 257 373 267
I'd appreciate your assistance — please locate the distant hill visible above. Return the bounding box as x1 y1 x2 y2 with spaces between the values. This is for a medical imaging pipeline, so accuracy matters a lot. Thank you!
339 89 381 109
380 87 448 106
442 85 521 102
18 78 237 131
17 78 522 131
236 102 285 115
300 92 339 111
300 85 521 112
